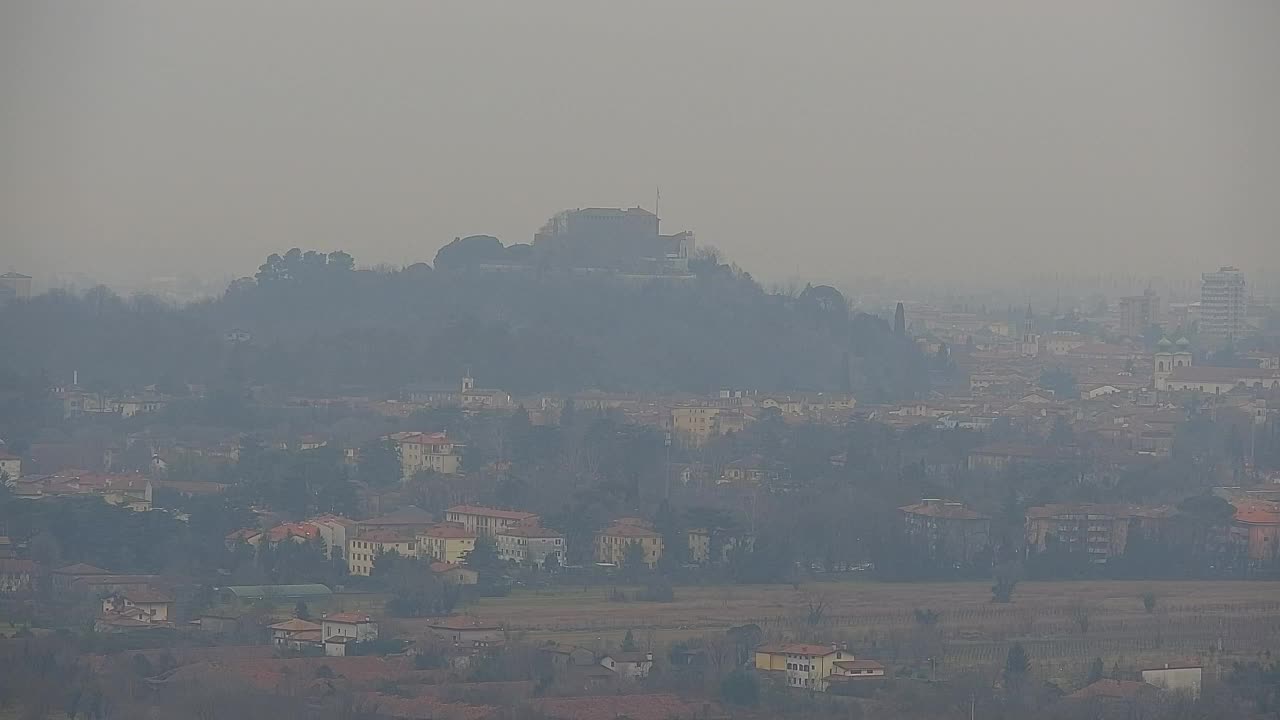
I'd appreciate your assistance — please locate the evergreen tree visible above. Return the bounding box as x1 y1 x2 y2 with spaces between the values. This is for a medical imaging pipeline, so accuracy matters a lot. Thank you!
1004 643 1030 687
621 629 637 652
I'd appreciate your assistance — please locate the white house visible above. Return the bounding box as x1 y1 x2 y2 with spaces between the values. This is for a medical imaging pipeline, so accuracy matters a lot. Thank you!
1141 664 1202 698
600 651 653 680
321 613 378 645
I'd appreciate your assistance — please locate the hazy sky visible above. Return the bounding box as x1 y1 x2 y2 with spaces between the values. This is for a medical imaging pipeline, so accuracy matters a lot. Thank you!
3 2 1278 290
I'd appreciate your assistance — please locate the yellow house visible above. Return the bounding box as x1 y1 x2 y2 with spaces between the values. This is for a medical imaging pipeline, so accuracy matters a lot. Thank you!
390 431 463 479
346 530 418 576
417 523 477 564
755 643 856 692
671 406 721 447
595 523 664 569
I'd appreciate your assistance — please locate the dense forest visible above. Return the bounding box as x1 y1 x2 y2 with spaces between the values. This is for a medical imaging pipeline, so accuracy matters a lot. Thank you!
0 245 927 399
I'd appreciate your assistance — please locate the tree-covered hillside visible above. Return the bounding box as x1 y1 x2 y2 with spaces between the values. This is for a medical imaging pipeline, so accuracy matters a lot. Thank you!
0 247 927 398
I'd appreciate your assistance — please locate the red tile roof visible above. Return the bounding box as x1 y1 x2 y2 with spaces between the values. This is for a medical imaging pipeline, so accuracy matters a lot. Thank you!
1067 679 1158 701
269 618 322 632
0 559 37 574
757 643 842 656
53 562 112 576
599 524 662 539
421 523 477 539
323 612 374 625
447 505 539 522
498 525 564 539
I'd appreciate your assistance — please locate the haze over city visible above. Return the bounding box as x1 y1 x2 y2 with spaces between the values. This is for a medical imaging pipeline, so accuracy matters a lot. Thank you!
3 1 1279 291
6 5 1280 720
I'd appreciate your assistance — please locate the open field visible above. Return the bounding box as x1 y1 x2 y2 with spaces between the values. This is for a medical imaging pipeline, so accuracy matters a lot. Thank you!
395 579 1280 679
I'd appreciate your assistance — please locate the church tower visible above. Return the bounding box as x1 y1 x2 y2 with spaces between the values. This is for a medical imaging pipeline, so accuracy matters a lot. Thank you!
1153 337 1174 387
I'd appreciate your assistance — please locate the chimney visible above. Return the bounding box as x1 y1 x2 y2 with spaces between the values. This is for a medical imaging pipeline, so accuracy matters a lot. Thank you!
645 652 653 662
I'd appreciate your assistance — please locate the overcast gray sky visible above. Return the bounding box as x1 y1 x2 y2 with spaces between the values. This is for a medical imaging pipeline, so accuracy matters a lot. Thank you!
2 1 1277 290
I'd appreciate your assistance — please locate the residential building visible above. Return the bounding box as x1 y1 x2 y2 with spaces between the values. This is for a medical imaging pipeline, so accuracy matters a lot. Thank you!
829 659 887 681
417 523 477 564
539 643 596 670
1201 266 1247 341
1231 501 1279 566
1119 290 1160 338
51 562 111 592
719 454 780 485
899 499 991 565
310 515 357 559
0 272 32 301
12 473 152 510
270 618 323 649
495 525 566 567
390 432 463 478
263 522 321 547
100 588 174 623
444 505 539 538
754 643 859 692
1141 665 1203 698
0 452 20 482
322 613 378 644
600 651 654 680
356 506 437 536
1025 503 1175 564
347 530 417 576
671 406 722 447
595 522 664 569
429 561 478 585
425 616 504 646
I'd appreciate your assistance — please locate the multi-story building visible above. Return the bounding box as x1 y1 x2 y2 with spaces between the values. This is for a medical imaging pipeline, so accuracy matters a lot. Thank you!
671 406 725 447
310 515 357 560
595 522 664 569
346 530 417 576
390 431 463 479
356 506 436 538
495 525 566 567
444 505 539 538
1025 503 1175 564
755 644 873 692
417 523 476 564
899 499 990 565
1200 267 1247 341
1118 290 1160 338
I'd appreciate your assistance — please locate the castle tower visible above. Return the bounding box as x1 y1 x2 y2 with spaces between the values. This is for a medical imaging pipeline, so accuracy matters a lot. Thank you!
462 371 475 393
